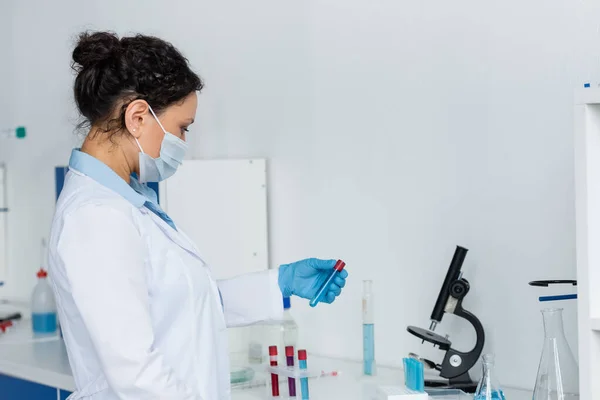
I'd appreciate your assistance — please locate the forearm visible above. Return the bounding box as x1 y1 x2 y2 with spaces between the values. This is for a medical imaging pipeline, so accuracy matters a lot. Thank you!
218 269 284 327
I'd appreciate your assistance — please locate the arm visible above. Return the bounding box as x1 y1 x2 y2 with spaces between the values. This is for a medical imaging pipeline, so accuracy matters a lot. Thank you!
218 258 349 328
217 269 283 328
58 204 198 399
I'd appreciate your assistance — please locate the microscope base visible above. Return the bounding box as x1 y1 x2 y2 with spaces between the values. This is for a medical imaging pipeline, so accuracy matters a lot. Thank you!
425 379 478 394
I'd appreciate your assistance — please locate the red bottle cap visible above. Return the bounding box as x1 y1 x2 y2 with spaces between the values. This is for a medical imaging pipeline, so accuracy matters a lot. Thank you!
269 346 278 355
298 350 307 360
0 321 12 332
334 260 346 272
37 268 48 278
285 346 294 357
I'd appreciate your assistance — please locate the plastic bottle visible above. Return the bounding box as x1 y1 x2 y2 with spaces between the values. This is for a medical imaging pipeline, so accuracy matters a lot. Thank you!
260 297 298 365
31 240 57 334
281 297 298 348
31 269 57 334
0 126 26 139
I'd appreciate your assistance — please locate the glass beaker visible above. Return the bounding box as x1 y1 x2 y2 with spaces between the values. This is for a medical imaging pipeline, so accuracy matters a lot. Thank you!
474 354 506 400
533 308 579 400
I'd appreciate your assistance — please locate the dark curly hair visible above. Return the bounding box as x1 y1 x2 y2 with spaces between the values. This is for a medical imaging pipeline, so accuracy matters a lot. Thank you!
72 31 203 140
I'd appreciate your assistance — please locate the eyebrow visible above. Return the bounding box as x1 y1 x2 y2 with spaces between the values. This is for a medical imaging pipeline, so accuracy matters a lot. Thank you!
186 118 195 124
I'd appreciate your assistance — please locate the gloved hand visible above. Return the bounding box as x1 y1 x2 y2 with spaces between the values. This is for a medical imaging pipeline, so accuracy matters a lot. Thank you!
278 258 348 305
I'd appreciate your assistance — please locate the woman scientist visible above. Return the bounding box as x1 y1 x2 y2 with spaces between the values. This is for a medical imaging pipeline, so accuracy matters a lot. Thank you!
47 31 348 400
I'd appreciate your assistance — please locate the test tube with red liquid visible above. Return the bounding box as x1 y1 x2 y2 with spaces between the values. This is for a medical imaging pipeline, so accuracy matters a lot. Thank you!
286 345 296 397
269 345 280 397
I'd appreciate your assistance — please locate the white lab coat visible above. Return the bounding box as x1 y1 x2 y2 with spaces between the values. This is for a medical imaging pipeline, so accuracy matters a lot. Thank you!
48 169 283 399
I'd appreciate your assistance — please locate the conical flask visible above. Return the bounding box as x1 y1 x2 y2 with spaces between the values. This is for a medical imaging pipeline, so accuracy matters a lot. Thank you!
532 308 579 400
474 354 506 400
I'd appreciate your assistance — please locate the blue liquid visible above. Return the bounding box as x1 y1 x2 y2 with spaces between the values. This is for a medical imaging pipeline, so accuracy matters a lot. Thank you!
299 359 309 400
32 312 57 334
474 390 505 400
363 323 375 375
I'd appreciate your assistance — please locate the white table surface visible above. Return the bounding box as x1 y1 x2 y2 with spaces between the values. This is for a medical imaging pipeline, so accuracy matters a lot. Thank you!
0 321 533 399
0 319 75 391
229 355 533 400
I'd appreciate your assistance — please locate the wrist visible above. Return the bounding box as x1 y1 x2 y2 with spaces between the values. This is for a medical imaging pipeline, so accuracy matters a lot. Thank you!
278 263 295 298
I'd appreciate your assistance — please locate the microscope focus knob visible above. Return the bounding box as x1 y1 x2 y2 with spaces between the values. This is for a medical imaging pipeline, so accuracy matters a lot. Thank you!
450 279 470 299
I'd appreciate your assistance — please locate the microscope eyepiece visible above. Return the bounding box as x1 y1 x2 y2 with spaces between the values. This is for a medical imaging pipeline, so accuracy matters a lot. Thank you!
430 246 468 323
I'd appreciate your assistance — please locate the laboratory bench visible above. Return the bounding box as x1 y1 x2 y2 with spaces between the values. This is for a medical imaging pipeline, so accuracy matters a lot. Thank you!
0 320 73 399
0 321 533 400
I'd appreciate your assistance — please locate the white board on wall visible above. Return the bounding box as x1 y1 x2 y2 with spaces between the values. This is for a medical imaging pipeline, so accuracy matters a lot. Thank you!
159 158 269 279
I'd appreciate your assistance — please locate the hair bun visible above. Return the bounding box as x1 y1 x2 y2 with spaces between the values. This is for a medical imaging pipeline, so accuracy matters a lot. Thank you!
72 31 121 70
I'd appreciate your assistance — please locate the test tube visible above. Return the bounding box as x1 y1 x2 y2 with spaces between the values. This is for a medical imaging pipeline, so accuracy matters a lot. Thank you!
298 349 309 400
363 280 376 375
269 346 280 397
286 345 296 397
309 260 346 307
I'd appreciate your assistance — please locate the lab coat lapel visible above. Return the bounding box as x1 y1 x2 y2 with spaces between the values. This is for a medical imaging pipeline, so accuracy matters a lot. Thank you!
177 229 202 257
144 210 204 262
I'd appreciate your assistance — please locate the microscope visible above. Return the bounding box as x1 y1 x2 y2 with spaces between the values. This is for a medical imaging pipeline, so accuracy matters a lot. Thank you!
407 245 484 393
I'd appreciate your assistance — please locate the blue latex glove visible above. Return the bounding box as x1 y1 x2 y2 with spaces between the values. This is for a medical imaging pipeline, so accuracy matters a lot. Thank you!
278 258 348 305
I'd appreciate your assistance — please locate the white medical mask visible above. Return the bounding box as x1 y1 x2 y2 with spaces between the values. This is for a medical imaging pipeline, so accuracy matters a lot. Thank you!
134 106 189 183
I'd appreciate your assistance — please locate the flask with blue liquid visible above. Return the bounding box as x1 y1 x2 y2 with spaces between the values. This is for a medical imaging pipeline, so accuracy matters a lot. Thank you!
474 354 505 400
31 240 57 334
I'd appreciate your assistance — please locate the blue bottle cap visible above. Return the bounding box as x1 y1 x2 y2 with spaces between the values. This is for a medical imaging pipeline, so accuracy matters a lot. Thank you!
283 296 291 309
585 83 591 88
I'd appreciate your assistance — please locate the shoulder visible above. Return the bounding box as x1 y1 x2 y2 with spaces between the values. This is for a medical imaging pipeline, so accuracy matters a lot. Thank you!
54 170 141 229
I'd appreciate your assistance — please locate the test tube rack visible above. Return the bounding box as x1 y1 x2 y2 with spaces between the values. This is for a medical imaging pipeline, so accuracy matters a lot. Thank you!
265 365 332 399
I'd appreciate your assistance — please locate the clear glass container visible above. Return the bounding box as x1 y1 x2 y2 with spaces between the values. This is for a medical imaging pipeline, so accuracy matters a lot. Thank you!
363 280 376 376
532 308 579 400
474 354 505 400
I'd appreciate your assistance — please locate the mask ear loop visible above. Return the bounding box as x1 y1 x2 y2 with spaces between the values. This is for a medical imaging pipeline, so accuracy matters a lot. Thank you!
148 105 168 134
130 125 144 153
132 104 163 154
134 104 169 154
134 137 144 154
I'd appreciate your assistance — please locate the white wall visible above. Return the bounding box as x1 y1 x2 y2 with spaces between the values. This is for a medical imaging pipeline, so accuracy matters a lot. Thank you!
0 0 14 285
0 4 16 288
0 0 595 390
0 2 14 126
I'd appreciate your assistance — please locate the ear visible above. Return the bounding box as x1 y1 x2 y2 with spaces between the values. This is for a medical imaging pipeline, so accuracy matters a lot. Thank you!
124 100 150 139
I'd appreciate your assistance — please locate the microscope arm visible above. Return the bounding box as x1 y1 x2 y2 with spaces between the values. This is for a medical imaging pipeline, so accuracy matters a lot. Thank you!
439 299 485 380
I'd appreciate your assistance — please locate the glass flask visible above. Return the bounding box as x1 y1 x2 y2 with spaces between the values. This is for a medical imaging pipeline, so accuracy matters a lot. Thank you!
533 308 579 400
474 354 506 400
